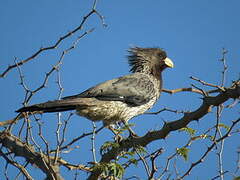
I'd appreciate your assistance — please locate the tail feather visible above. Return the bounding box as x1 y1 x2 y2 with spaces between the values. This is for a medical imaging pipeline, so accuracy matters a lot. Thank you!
16 98 84 113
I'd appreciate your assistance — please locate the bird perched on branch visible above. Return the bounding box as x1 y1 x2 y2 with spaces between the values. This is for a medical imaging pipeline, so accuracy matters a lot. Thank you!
16 47 174 134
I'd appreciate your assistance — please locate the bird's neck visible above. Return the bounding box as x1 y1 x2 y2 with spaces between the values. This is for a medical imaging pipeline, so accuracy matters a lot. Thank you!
155 73 162 91
148 72 163 96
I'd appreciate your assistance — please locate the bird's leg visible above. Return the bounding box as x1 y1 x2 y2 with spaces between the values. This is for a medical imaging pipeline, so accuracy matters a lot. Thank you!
121 120 138 137
107 124 123 142
108 124 119 135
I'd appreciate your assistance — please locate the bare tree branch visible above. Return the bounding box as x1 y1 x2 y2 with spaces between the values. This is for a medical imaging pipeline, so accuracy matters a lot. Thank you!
0 1 102 78
190 76 225 91
149 149 163 179
162 87 204 95
0 131 64 180
0 149 33 180
180 118 240 179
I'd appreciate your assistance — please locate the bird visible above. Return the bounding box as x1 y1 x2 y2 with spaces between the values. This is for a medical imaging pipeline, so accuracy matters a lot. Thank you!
16 47 174 135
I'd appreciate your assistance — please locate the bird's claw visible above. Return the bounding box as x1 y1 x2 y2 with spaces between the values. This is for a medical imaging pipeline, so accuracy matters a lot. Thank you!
128 129 138 138
114 134 123 142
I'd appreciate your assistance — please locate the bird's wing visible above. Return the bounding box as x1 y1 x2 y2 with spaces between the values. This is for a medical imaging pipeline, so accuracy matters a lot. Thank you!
63 73 157 106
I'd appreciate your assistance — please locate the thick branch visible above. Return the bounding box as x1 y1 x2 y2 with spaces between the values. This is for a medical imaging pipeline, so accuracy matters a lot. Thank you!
0 149 33 180
0 131 63 180
88 81 240 179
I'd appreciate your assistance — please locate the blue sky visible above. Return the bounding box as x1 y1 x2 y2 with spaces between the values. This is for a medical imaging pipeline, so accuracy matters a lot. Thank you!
1 0 240 179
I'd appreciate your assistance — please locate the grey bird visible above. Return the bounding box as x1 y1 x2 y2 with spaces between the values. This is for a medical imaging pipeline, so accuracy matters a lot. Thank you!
16 47 174 133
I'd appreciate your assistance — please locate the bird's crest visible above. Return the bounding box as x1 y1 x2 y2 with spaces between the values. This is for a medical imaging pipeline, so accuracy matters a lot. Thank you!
127 47 167 73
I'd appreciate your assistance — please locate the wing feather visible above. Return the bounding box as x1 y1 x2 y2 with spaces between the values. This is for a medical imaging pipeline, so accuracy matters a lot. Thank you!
63 73 157 106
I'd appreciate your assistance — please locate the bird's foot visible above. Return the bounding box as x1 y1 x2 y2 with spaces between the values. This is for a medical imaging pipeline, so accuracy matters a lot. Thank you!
114 134 123 142
120 120 138 138
107 125 123 142
128 128 138 138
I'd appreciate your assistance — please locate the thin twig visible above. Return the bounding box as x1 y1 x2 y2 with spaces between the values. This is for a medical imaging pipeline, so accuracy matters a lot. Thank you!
215 106 225 180
136 150 151 178
211 171 229 180
173 159 180 179
190 76 225 91
219 48 228 87
235 147 240 174
54 66 64 164
55 126 104 152
191 83 208 96
0 4 102 78
123 148 164 169
59 113 74 147
162 87 221 95
180 118 240 179
14 161 30 180
149 149 163 179
215 48 228 180
91 122 97 163
159 152 177 179
226 98 239 108
162 87 204 95
145 107 185 115
36 117 51 164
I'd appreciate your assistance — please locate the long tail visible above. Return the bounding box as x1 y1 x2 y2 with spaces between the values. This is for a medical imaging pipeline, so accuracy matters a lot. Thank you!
16 98 85 113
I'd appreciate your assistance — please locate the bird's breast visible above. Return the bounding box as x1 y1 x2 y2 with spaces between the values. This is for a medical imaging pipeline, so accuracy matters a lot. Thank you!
76 97 158 126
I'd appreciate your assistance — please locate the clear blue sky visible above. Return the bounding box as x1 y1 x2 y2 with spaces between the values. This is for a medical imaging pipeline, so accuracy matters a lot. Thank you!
1 0 240 179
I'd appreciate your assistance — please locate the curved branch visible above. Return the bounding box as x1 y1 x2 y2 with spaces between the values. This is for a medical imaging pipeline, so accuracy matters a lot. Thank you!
88 81 240 179
0 1 102 78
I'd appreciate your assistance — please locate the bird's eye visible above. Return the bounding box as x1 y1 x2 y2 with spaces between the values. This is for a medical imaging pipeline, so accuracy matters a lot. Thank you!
158 53 164 59
158 52 167 59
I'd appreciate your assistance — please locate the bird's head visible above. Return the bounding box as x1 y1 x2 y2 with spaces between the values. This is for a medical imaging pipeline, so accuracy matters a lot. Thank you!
128 47 174 77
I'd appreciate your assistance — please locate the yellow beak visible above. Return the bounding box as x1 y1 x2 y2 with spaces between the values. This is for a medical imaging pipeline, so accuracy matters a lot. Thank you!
164 57 174 68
